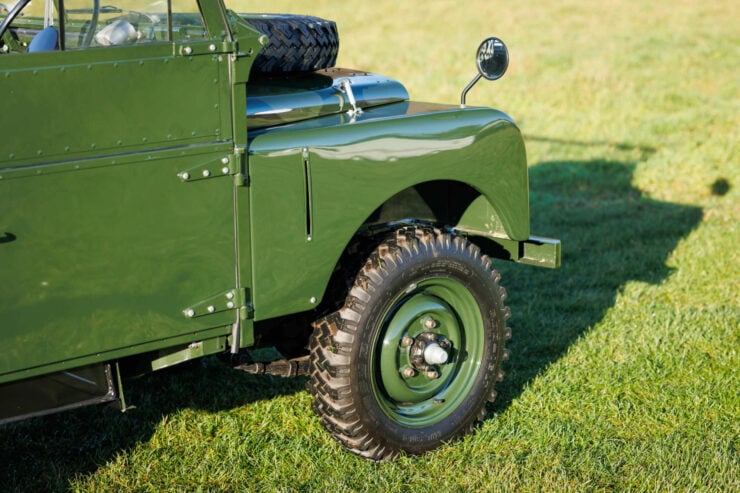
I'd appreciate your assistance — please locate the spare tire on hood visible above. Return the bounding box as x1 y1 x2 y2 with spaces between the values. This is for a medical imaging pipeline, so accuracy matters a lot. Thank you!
241 14 339 77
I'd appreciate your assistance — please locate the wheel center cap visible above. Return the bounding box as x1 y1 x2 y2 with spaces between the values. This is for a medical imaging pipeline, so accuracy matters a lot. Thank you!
424 343 449 365
409 331 452 372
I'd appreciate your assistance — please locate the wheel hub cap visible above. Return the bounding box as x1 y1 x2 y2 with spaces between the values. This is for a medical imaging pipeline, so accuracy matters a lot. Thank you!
372 278 485 427
424 342 449 365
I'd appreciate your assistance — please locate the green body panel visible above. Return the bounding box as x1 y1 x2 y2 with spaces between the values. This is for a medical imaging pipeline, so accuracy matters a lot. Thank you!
0 145 238 382
0 1 264 383
248 101 529 320
0 44 232 163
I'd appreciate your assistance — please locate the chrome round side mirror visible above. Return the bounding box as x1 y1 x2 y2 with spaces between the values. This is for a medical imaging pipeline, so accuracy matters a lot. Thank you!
476 37 509 80
461 37 509 107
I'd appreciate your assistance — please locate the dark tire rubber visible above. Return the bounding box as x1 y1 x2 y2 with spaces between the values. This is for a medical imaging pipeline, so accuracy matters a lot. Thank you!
307 227 511 461
242 14 339 76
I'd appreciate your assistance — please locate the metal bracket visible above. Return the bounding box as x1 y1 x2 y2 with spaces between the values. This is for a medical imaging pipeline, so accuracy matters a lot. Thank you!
177 154 239 182
232 146 249 186
235 355 309 378
183 288 246 319
336 78 362 118
487 235 561 269
520 236 561 268
175 40 236 57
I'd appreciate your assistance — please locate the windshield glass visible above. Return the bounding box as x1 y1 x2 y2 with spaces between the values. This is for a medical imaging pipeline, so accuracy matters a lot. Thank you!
1 0 206 52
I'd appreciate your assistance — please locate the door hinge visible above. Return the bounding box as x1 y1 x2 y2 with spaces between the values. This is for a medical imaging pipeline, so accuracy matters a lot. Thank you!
177 148 247 185
183 287 248 319
175 40 237 57
232 146 249 186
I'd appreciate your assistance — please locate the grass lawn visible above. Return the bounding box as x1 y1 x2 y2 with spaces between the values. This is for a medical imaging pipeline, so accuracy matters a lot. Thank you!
2 0 738 491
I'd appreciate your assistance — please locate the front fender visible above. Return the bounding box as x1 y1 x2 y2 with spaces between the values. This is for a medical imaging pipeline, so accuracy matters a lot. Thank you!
247 101 530 320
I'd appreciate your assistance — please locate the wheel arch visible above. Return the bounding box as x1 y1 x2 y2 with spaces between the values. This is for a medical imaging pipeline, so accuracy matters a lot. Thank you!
313 178 522 316
362 178 511 236
358 178 522 260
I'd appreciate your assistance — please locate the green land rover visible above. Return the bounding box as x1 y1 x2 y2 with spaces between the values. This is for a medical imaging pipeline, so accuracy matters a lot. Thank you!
0 0 560 460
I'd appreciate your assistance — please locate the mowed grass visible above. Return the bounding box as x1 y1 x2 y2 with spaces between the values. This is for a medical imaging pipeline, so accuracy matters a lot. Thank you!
2 0 738 491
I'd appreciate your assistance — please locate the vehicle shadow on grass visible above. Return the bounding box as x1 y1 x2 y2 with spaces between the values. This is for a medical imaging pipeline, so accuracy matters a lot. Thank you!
490 158 703 410
0 360 308 492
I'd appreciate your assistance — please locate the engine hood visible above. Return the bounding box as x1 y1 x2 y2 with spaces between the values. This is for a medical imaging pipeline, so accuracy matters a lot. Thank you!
246 68 409 129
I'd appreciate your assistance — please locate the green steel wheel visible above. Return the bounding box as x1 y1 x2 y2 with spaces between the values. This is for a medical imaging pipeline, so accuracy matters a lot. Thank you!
308 227 511 460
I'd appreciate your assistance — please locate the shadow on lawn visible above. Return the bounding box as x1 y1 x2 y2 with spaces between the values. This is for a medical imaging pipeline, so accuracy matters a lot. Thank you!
0 361 308 491
0 158 703 491
491 158 703 409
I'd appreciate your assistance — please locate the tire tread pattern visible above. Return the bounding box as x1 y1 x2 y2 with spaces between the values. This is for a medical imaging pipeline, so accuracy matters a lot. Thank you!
243 15 339 76
307 227 510 461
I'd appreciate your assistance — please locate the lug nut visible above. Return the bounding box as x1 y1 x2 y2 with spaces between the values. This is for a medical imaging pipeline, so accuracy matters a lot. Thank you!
401 336 414 347
423 317 437 330
402 367 416 378
427 369 439 379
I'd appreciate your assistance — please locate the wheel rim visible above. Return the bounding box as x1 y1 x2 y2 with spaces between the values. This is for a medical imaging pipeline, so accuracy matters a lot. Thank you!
371 277 485 428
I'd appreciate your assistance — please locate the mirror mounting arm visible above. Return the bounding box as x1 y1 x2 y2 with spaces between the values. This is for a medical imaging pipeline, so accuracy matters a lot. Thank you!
460 73 483 108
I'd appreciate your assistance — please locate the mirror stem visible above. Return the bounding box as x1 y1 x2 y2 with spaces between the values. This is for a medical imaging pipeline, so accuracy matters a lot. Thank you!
460 73 482 108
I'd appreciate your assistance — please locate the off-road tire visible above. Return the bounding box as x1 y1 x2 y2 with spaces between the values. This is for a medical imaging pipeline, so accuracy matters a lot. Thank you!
242 14 339 77
307 227 511 460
